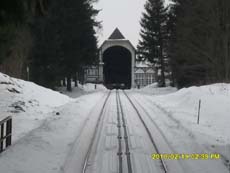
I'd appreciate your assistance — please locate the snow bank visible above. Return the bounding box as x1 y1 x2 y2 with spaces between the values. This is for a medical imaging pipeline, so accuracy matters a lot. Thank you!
80 83 106 92
0 72 73 141
136 82 177 95
59 83 106 98
149 83 230 160
0 91 106 173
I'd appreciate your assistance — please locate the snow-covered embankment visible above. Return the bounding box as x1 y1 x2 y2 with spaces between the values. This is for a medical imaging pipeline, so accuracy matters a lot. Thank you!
145 84 230 162
0 72 73 142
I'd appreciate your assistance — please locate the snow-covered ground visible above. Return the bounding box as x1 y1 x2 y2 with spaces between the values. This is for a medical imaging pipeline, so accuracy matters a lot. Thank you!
0 73 73 142
59 83 106 98
0 92 107 173
0 73 229 173
134 83 230 170
0 72 108 172
135 82 178 95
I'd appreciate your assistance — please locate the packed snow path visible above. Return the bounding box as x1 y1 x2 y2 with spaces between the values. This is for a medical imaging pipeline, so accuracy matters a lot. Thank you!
0 89 229 173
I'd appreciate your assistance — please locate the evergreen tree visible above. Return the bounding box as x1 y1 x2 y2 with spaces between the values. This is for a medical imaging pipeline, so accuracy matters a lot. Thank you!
137 0 168 87
0 0 25 24
165 2 177 87
30 0 99 91
30 14 60 88
168 0 207 87
56 0 99 91
169 0 230 88
0 0 33 78
0 0 24 63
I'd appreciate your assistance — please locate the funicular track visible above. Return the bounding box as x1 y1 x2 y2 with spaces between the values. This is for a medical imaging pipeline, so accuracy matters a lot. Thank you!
82 90 170 173
121 90 168 173
123 91 230 173
116 90 133 173
82 91 111 173
82 90 133 173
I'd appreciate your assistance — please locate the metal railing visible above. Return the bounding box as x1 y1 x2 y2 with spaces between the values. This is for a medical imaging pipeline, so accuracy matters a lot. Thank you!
0 116 12 153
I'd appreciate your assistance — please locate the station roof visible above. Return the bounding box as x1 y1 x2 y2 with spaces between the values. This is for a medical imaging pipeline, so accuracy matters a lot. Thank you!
100 28 136 51
108 28 125 40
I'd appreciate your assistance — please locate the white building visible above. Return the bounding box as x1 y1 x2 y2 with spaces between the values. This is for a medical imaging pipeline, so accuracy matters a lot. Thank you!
84 28 156 88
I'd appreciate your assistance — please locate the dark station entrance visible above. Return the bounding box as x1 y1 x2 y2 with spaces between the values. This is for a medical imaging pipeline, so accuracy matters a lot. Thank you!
103 46 132 89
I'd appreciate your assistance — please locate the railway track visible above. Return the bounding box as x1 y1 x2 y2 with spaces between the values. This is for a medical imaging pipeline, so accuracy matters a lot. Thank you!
123 91 186 173
82 90 171 173
121 90 168 173
82 91 111 173
125 92 230 173
116 90 133 173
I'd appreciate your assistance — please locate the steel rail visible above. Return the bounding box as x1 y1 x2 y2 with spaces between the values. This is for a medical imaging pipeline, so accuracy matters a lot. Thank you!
116 90 123 173
122 90 168 173
82 90 111 173
117 90 133 173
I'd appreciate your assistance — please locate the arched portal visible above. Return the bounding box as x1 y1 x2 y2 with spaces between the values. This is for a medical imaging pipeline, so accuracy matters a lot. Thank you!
98 28 136 88
103 46 132 89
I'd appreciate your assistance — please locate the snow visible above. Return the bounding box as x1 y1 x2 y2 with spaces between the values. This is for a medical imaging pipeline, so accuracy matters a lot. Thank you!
137 83 230 169
0 72 229 173
147 84 230 145
58 83 106 98
135 61 152 68
0 72 108 173
0 72 73 142
136 82 178 95
0 91 107 173
78 83 106 92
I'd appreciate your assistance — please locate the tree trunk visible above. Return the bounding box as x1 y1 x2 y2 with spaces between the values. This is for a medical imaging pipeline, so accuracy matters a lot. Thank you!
223 0 230 81
224 34 229 81
160 43 166 87
170 70 175 87
63 78 66 86
66 76 72 91
74 73 78 87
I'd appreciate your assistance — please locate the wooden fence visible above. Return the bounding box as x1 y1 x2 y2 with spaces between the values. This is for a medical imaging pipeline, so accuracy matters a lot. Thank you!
0 116 12 153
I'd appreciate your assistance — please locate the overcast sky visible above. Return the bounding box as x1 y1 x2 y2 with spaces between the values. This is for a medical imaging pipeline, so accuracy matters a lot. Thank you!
94 0 170 48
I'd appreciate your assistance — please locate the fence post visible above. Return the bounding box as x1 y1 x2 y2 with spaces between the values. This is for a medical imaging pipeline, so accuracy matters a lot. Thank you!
0 123 4 152
197 99 201 124
6 118 12 147
0 116 12 153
